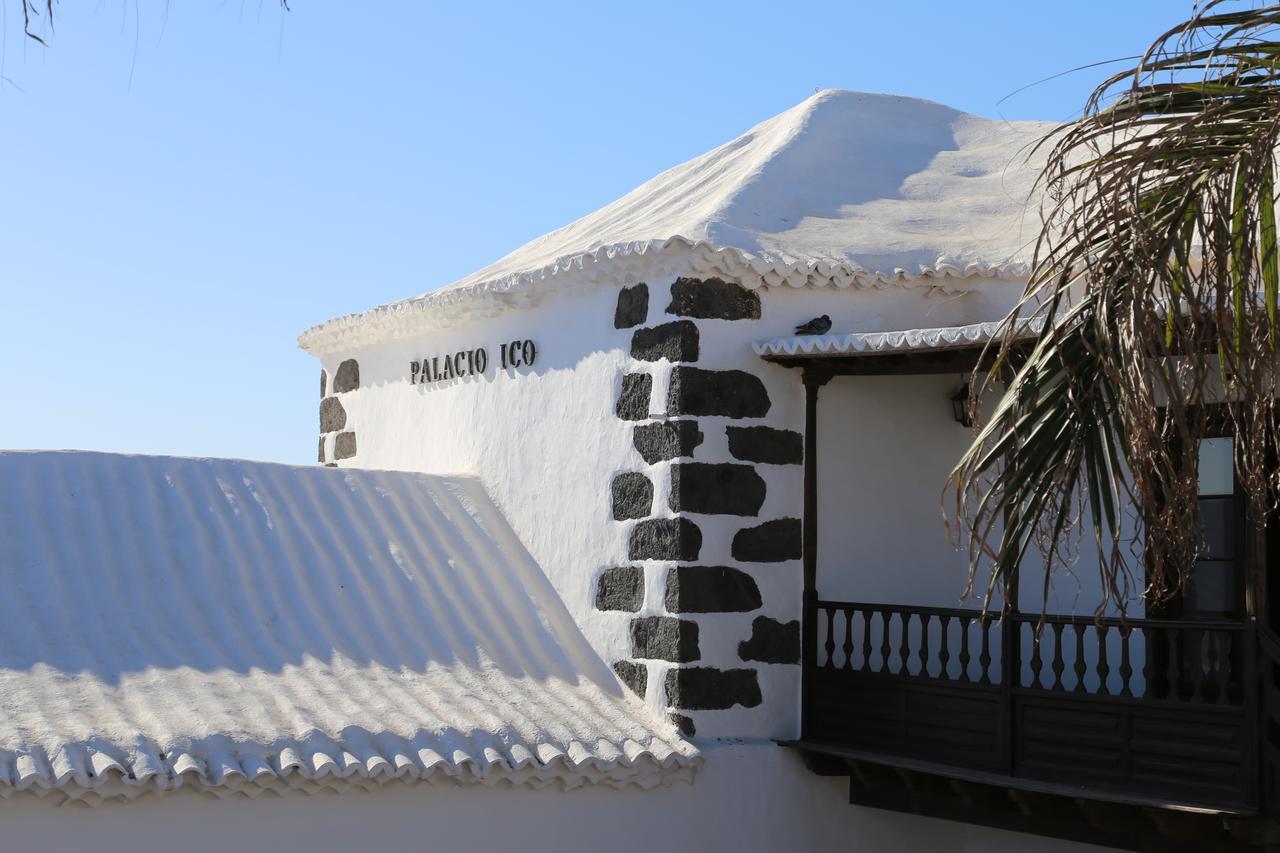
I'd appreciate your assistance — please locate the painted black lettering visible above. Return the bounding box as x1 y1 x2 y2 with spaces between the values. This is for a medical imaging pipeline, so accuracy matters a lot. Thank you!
475 348 488 374
522 339 536 366
409 361 420 384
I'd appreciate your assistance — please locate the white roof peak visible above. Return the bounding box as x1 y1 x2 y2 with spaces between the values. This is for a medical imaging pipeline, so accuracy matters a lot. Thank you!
300 91 1057 355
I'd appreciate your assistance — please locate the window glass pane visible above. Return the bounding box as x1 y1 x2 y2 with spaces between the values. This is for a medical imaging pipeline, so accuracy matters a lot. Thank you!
1187 560 1235 617
1197 496 1234 559
1197 437 1234 496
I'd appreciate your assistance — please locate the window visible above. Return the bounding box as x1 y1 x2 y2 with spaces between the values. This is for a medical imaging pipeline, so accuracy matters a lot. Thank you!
1185 435 1242 619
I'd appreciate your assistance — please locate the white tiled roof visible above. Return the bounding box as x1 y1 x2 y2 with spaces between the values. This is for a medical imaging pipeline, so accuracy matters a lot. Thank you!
300 90 1055 354
754 317 1047 358
0 452 697 806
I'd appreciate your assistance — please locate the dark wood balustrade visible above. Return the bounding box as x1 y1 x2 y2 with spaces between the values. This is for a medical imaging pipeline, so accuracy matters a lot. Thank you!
804 600 1257 810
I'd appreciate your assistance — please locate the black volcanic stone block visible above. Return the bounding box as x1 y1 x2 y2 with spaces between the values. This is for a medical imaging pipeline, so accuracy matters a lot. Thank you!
631 616 700 663
727 426 803 465
595 566 644 612
665 566 762 613
333 358 360 393
334 432 358 460
612 472 654 521
670 713 696 737
616 373 652 421
614 283 649 329
732 518 801 563
631 321 699 363
738 616 800 664
666 277 762 321
319 397 347 433
629 517 702 562
666 667 761 710
667 367 770 418
633 420 704 464
670 463 765 516
613 660 648 696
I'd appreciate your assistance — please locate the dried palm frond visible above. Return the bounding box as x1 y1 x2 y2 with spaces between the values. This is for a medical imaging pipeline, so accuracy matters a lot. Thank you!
950 1 1280 615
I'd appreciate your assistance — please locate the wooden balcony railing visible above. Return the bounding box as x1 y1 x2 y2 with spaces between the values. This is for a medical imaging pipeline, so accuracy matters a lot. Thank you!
804 600 1257 810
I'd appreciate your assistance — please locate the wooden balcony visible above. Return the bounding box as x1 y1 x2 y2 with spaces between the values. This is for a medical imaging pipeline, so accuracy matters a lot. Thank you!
798 600 1261 813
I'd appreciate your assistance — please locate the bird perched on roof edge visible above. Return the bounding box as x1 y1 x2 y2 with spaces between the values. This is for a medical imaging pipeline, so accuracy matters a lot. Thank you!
794 315 832 336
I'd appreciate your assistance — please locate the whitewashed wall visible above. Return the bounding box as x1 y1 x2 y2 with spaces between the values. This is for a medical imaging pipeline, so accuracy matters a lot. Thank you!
311 274 1051 737
317 285 636 667
0 744 1105 853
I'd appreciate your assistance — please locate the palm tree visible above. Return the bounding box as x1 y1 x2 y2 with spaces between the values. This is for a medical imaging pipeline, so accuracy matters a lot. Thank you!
951 1 1280 615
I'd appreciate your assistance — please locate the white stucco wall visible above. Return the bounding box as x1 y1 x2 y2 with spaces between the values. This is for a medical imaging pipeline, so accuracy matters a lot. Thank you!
0 744 1109 853
317 284 637 671
311 274 1045 738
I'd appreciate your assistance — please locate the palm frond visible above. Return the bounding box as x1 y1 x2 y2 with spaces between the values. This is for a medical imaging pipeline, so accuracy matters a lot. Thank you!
950 0 1280 615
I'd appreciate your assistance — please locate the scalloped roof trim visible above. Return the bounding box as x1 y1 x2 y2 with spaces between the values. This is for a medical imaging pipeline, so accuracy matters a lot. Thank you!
0 731 697 808
754 315 1047 357
298 238 1031 356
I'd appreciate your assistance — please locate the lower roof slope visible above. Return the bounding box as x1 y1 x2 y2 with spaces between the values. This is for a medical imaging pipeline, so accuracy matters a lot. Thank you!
0 451 697 806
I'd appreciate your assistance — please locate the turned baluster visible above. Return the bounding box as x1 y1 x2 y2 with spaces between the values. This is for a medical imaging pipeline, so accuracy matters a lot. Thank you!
978 616 993 685
861 608 873 673
1073 622 1088 693
1118 625 1133 697
1166 627 1184 700
958 615 972 683
938 615 952 680
829 604 839 666
899 613 912 675
880 610 892 675
1095 624 1110 695
1050 623 1067 691
841 608 855 671
918 613 931 677
1029 624 1044 689
1203 628 1222 703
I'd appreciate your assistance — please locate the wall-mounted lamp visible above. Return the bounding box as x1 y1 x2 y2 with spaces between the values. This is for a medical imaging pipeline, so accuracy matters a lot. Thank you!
951 384 973 428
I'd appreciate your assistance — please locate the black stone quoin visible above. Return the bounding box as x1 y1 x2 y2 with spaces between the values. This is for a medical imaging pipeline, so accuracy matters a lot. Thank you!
614 283 649 329
320 369 327 398
666 277 762 321
631 616 700 663
670 463 766 516
727 425 803 465
738 616 801 664
334 431 358 461
665 566 762 613
633 420 704 464
611 472 654 521
595 566 644 612
630 321 699 363
666 667 762 710
732 518 802 562
319 397 347 433
612 660 648 697
333 359 361 393
670 713 696 737
667 367 770 418
616 373 652 421
629 517 702 562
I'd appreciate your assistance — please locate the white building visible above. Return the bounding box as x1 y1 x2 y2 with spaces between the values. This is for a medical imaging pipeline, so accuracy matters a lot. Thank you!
2 90 1268 851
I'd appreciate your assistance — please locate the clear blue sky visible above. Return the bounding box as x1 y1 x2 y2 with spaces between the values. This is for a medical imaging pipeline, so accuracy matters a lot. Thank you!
0 1 1196 464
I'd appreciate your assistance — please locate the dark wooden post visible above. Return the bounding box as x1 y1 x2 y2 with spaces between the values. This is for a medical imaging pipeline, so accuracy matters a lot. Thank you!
801 368 832 740
1001 585 1020 775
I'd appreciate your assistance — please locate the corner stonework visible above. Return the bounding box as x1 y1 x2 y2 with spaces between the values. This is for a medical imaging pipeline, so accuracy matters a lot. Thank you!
598 277 801 737
319 358 360 466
